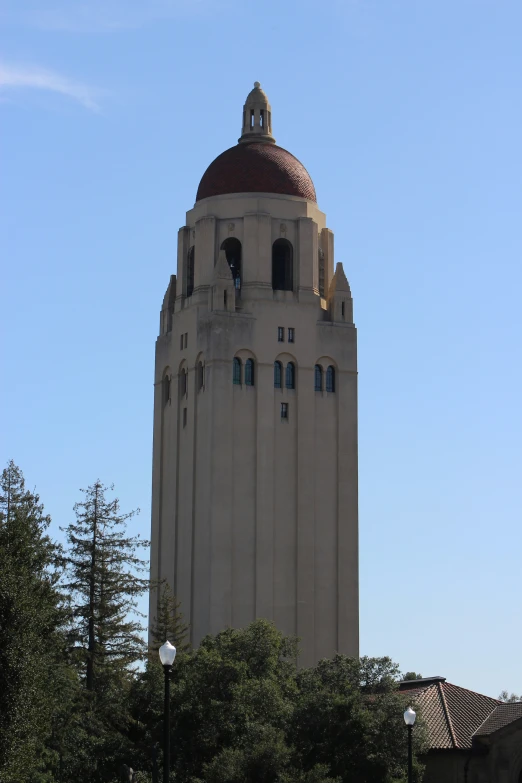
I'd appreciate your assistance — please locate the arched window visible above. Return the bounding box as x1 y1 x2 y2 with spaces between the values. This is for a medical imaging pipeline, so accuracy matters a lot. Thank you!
221 238 242 290
180 368 187 397
272 239 293 291
245 359 255 386
233 357 242 385
285 362 295 390
187 246 195 297
326 366 336 393
274 361 282 389
197 361 204 391
314 365 323 392
318 248 325 298
163 375 170 407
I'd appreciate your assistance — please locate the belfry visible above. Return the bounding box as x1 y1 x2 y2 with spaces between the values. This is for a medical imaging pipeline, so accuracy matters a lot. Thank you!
149 82 359 666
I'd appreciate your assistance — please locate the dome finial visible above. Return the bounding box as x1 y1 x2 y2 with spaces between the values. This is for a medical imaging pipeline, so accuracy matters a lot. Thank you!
239 82 276 145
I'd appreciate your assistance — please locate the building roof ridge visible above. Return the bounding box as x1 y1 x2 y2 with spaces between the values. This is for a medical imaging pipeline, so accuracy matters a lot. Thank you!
438 680 459 749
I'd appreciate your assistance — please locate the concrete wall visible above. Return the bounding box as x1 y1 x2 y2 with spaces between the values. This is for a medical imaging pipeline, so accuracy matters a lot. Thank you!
149 191 359 666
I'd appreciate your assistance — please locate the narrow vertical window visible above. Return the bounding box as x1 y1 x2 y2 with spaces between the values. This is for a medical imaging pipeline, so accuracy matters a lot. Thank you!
326 366 336 393
285 362 295 390
245 358 255 386
233 357 242 385
180 334 184 350
183 407 187 427
314 365 323 392
224 290 227 309
187 246 195 297
288 328 295 343
251 109 255 128
274 361 282 389
260 109 264 127
281 402 288 420
197 361 204 391
278 327 285 342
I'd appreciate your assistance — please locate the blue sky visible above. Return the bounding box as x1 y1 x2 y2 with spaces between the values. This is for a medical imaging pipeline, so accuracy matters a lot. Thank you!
2 0 521 698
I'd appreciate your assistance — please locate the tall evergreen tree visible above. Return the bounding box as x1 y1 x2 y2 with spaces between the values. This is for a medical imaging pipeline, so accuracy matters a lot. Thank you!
0 461 67 783
62 480 149 691
150 581 190 653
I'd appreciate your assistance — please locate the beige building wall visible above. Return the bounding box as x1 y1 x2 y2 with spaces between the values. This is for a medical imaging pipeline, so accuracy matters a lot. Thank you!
149 190 358 667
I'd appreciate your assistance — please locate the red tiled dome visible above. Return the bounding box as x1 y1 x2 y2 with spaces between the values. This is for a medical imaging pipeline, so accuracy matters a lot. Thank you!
196 142 316 203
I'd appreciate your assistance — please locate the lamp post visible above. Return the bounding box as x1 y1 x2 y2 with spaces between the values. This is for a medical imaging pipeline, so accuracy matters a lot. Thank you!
159 641 177 783
404 706 416 783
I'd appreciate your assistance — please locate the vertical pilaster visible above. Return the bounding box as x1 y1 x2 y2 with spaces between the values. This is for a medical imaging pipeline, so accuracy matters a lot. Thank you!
297 217 315 293
209 356 234 634
149 362 164 639
176 227 190 307
195 216 216 290
255 361 275 620
321 228 335 296
337 360 359 657
243 212 271 286
296 367 316 666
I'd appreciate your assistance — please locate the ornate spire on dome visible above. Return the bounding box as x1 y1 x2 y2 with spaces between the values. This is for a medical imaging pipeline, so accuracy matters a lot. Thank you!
238 81 276 145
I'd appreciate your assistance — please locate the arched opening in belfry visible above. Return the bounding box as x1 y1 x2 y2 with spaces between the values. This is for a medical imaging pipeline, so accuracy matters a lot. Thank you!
272 239 293 291
221 238 242 290
186 246 195 297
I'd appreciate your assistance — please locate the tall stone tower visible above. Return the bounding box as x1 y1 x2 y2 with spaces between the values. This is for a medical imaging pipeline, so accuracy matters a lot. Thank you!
149 82 358 666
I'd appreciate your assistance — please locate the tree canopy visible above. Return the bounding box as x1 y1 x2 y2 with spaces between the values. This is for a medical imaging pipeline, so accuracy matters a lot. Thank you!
0 461 428 783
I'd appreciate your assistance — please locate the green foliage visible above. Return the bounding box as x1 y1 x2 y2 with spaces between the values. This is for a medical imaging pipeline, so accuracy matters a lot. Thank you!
0 461 66 783
150 581 190 654
402 672 423 681
290 656 427 783
61 480 149 691
0 463 429 783
170 620 297 783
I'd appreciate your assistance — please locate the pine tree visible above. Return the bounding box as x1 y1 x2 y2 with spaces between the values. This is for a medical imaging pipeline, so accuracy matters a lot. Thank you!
150 581 190 653
0 460 67 783
62 480 149 692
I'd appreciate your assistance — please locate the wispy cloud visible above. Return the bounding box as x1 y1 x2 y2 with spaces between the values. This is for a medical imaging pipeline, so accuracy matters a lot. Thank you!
0 62 101 111
4 0 210 32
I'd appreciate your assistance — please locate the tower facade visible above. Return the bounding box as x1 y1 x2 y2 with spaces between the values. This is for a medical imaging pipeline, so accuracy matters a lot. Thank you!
149 83 358 666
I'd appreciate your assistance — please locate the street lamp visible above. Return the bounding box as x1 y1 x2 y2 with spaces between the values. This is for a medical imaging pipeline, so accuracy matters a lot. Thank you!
159 641 177 783
404 706 416 783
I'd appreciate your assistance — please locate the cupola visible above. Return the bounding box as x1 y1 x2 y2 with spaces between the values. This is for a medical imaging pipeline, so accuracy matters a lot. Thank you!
238 81 275 144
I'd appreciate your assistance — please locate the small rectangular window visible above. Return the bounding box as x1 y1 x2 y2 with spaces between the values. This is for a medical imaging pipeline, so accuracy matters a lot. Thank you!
341 301 345 318
278 327 285 342
184 333 188 348
183 408 187 427
281 403 288 420
180 334 184 350
288 328 295 343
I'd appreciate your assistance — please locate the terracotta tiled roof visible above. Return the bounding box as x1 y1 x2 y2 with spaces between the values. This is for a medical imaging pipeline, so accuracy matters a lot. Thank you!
474 703 522 737
196 142 317 203
399 677 500 750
